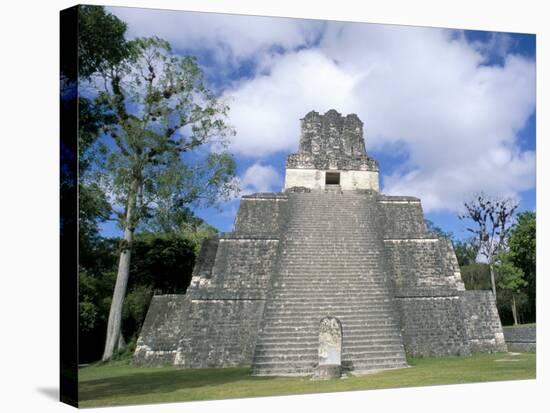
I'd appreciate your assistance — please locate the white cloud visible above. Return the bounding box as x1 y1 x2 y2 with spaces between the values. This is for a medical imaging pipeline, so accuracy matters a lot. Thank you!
240 163 282 194
107 8 536 213
222 23 535 212
223 49 363 155
108 6 322 64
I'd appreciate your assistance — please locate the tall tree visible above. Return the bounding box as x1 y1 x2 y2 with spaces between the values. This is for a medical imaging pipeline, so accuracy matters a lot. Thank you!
494 252 527 325
76 7 132 359
91 37 237 361
77 6 131 242
508 211 536 321
459 193 518 302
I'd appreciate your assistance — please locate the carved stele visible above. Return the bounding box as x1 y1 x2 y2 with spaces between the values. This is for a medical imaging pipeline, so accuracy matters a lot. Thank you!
316 316 342 379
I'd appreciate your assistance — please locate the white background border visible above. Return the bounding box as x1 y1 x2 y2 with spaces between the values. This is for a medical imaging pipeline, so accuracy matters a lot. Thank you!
1 0 547 411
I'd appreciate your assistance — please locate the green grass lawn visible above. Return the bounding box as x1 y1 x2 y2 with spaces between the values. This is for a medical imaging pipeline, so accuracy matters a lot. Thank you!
79 352 536 408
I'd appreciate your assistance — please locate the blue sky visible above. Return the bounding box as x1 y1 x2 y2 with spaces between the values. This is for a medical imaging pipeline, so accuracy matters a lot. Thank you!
100 7 536 240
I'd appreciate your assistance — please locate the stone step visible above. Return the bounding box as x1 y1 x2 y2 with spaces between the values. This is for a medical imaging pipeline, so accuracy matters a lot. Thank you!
265 299 392 305
272 279 388 284
260 326 400 336
254 352 406 365
275 262 387 267
251 193 406 376
251 358 408 375
262 316 399 325
263 307 396 315
264 297 394 306
270 287 390 292
261 322 401 331
264 299 395 306
254 344 405 356
257 328 403 340
270 285 390 291
262 306 397 315
268 284 390 290
258 330 403 343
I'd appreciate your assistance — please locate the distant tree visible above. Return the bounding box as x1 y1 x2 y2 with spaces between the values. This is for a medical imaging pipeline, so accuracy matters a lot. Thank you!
461 263 491 291
425 219 453 240
453 237 479 266
90 36 238 361
459 193 518 303
129 232 197 295
143 204 219 254
508 211 536 321
494 253 527 325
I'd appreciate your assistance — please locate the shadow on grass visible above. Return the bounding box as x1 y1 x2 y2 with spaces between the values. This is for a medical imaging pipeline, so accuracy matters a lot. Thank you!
79 367 267 401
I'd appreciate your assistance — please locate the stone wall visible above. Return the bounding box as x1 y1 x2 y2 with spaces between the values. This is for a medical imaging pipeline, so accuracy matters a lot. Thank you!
384 238 464 297
233 193 288 236
174 299 266 367
191 238 280 300
381 197 473 356
133 295 188 366
503 325 535 352
134 220 282 367
378 197 426 238
192 238 219 279
176 237 280 367
460 291 507 352
395 296 470 357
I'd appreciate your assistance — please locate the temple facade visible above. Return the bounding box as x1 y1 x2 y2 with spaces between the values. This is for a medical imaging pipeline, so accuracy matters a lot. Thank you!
133 110 506 376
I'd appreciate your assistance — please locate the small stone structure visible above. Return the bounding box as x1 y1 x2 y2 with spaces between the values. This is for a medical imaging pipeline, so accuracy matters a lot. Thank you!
316 317 343 379
134 110 507 376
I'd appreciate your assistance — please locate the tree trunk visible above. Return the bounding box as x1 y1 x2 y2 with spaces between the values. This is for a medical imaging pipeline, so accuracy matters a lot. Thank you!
102 178 139 361
489 263 497 304
511 295 518 326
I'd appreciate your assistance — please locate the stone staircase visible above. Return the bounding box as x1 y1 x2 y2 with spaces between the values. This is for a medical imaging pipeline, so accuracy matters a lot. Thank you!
251 191 408 376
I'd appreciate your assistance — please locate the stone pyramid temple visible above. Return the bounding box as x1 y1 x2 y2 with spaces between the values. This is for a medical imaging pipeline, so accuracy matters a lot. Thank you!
134 109 507 376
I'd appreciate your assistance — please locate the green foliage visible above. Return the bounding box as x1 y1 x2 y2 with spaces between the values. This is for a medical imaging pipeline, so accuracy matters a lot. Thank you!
79 182 111 243
79 300 98 334
461 263 491 290
453 237 479 266
78 97 116 173
92 35 238 232
78 232 198 363
494 252 528 325
495 253 527 293
508 211 536 321
129 233 196 294
497 288 529 325
77 5 128 250
78 5 131 79
121 285 154 343
508 212 536 270
112 337 138 362
77 12 237 361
